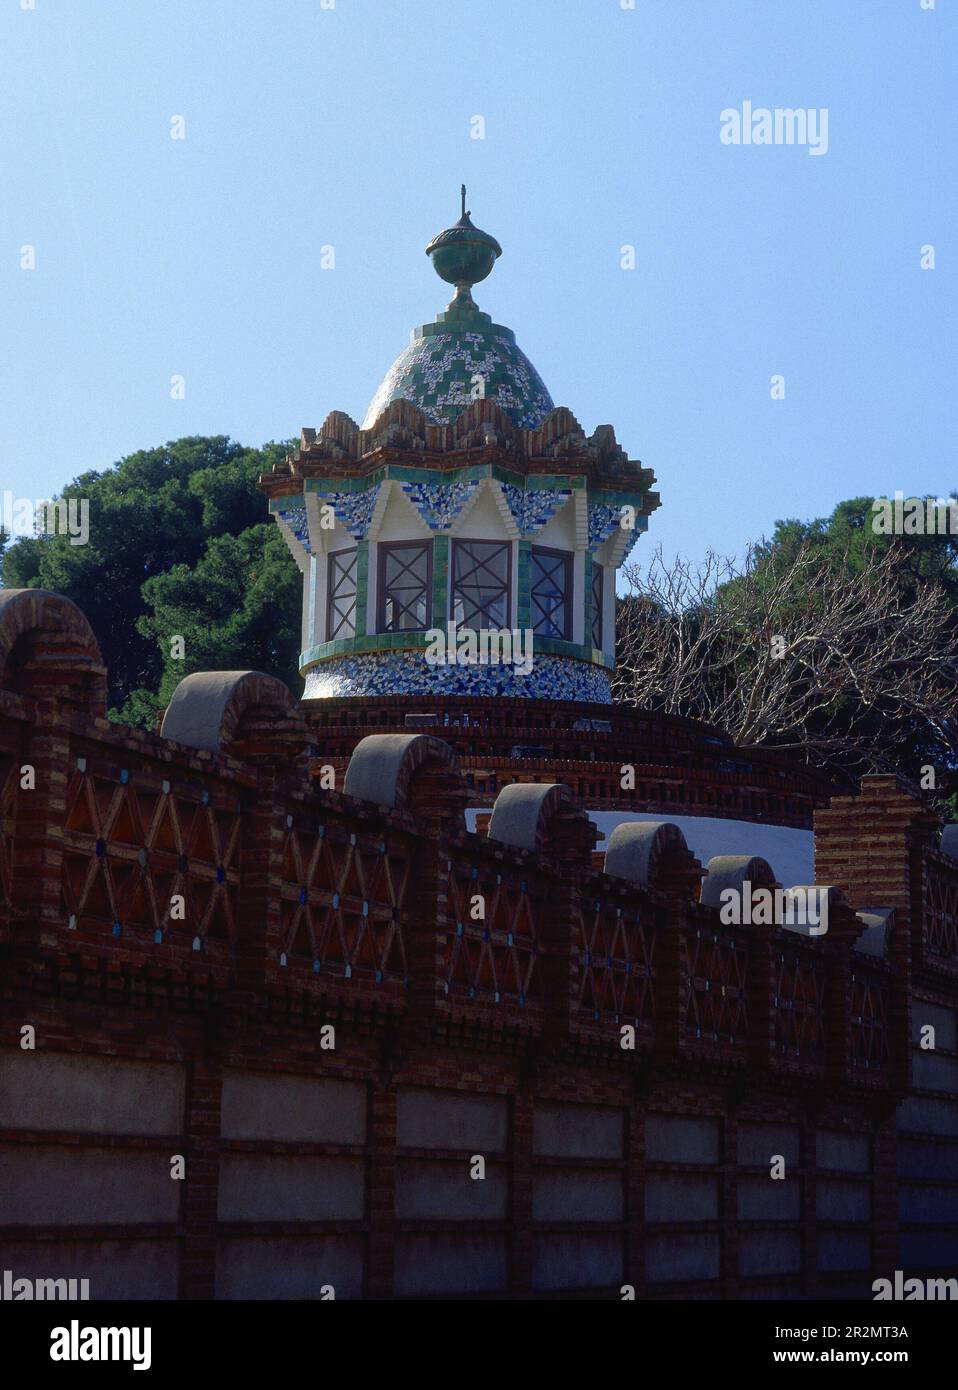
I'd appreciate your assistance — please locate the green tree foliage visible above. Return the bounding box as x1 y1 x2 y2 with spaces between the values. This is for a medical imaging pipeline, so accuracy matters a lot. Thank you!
749 496 958 599
1 436 300 727
138 526 301 715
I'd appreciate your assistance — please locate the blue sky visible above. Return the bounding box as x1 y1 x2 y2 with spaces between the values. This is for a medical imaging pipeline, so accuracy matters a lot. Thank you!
2 0 954 572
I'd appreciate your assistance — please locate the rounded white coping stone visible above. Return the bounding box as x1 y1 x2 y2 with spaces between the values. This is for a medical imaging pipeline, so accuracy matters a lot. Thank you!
700 854 778 909
604 821 689 887
160 671 276 754
487 782 564 852
342 733 431 809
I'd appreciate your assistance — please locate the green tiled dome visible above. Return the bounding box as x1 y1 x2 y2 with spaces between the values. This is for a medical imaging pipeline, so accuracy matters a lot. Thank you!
362 316 554 431
361 192 554 431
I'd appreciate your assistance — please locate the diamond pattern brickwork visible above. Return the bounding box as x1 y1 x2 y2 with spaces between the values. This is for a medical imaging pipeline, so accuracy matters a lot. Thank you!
441 854 544 1018
278 814 410 989
575 890 655 1033
59 757 241 950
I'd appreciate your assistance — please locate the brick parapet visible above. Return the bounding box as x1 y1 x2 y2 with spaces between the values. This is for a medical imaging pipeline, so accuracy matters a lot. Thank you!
2 591 957 1299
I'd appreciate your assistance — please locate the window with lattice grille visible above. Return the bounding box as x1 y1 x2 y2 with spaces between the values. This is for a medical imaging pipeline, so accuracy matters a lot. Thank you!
451 539 511 628
592 563 604 650
377 541 432 632
327 548 357 640
531 546 572 641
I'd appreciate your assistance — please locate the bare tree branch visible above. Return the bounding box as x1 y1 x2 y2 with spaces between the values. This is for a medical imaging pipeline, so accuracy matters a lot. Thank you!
614 539 958 780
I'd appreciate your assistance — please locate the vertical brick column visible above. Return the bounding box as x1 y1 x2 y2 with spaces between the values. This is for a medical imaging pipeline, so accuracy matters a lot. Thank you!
816 777 924 1095
653 900 687 1061
539 804 596 1046
235 766 286 991
823 913 855 1087
400 743 467 1023
366 1080 396 1299
747 926 775 1076
814 775 936 955
222 686 310 992
11 703 71 948
1 590 108 948
540 861 580 1047
179 1058 222 1300
405 822 450 1022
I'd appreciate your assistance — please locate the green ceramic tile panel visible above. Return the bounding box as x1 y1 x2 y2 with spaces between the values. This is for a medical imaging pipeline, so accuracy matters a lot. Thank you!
305 476 363 494
355 540 369 635
299 463 606 494
492 465 525 483
432 534 449 622
517 538 532 628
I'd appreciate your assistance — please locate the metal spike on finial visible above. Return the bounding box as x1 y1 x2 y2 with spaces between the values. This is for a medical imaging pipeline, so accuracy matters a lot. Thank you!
426 191 501 292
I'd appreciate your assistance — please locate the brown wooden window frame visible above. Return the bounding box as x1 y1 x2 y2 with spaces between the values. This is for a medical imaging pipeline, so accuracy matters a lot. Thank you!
450 538 512 629
531 544 573 642
591 562 604 650
376 539 433 633
326 545 358 641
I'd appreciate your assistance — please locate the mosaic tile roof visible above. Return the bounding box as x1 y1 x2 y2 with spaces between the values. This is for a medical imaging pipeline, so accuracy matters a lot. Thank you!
362 326 554 432
362 197 554 431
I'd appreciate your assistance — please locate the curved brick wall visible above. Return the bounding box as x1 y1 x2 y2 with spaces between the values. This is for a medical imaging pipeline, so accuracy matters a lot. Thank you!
2 590 957 1302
